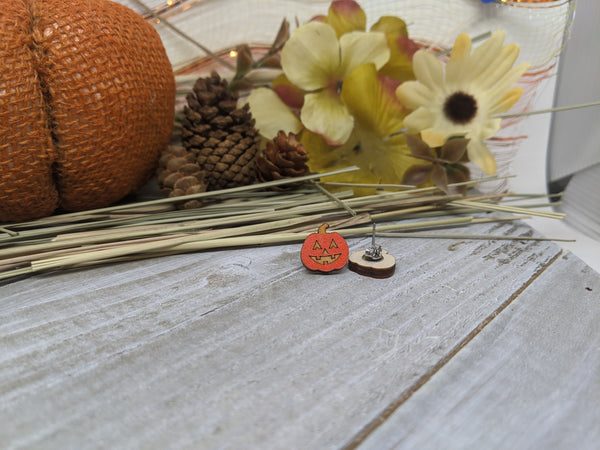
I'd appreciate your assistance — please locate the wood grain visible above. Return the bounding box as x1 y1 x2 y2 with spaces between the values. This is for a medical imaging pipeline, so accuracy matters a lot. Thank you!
0 218 583 448
348 249 396 279
359 253 600 450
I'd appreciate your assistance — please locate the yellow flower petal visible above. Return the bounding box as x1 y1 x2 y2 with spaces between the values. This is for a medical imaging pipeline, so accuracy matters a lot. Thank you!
469 30 505 80
396 80 434 110
446 35 473 86
411 50 444 91
301 90 354 145
247 88 302 139
403 107 435 131
341 63 405 138
281 22 340 91
301 86 412 188
467 139 497 175
310 14 327 23
327 0 367 37
420 129 447 148
370 16 408 36
379 33 419 82
272 73 305 110
336 126 411 184
475 43 520 89
489 87 523 115
363 132 412 183
304 129 403 196
339 30 390 76
487 62 530 102
478 117 501 141
450 33 472 61
301 129 340 172
445 58 471 88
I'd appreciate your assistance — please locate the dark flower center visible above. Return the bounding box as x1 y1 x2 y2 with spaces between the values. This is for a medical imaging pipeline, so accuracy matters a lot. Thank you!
443 91 477 125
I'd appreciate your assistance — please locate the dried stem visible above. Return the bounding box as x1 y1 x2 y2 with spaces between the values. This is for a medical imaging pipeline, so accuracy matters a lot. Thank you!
496 100 600 119
0 171 570 283
130 0 235 71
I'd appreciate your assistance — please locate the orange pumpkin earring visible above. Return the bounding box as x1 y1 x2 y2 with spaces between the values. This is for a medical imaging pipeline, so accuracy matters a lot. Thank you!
301 223 349 273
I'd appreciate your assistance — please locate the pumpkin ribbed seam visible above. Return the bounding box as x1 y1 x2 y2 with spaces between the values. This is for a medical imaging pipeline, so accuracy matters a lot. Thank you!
27 0 61 192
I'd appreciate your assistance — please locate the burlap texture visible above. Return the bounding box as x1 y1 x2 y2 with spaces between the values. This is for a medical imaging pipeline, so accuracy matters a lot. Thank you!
0 0 175 223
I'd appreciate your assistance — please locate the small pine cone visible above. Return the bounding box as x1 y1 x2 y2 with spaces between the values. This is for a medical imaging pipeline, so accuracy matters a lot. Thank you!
256 131 310 188
157 145 207 209
181 72 259 190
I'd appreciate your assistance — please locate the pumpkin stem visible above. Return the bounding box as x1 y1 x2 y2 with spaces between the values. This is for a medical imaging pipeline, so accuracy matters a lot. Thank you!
318 223 329 234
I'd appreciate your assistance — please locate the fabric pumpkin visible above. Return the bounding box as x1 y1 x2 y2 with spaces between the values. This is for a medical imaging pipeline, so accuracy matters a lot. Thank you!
0 0 175 222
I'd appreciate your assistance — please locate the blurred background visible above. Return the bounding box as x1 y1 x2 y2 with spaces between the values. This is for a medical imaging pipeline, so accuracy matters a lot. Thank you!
543 0 600 271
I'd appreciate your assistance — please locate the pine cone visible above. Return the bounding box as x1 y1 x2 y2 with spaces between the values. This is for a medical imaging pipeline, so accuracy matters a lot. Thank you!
182 72 259 190
256 131 310 188
157 145 207 209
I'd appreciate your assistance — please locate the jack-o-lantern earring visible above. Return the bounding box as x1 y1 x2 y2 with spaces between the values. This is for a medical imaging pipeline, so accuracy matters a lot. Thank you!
301 223 349 273
348 224 396 278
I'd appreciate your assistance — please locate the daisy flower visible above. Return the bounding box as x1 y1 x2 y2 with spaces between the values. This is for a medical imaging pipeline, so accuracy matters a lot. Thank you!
396 30 530 175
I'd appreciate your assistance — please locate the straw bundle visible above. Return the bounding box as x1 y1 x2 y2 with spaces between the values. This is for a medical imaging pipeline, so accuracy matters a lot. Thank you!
0 167 569 283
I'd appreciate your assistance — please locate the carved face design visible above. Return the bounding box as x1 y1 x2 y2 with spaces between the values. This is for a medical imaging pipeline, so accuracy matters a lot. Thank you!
309 235 343 264
301 224 349 272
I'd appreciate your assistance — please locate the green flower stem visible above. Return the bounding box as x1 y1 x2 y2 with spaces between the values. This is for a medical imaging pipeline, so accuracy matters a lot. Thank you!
496 100 600 119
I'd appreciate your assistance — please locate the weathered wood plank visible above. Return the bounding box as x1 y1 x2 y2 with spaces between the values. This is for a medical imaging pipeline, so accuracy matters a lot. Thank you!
0 218 564 448
359 253 600 450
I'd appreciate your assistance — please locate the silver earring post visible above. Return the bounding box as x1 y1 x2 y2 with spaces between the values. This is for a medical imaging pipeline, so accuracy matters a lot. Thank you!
363 223 383 261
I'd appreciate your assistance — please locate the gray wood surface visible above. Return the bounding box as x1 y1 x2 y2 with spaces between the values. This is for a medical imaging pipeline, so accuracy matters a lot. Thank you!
1 217 598 449
359 253 600 450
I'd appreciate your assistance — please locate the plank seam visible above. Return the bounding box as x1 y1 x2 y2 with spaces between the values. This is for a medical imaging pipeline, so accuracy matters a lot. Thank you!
342 249 563 449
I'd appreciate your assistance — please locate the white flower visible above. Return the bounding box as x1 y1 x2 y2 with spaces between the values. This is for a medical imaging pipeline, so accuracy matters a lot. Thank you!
396 30 530 174
280 21 389 145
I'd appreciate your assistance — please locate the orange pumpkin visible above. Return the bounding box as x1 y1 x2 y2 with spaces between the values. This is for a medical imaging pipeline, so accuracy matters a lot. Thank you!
301 223 349 272
0 0 175 222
